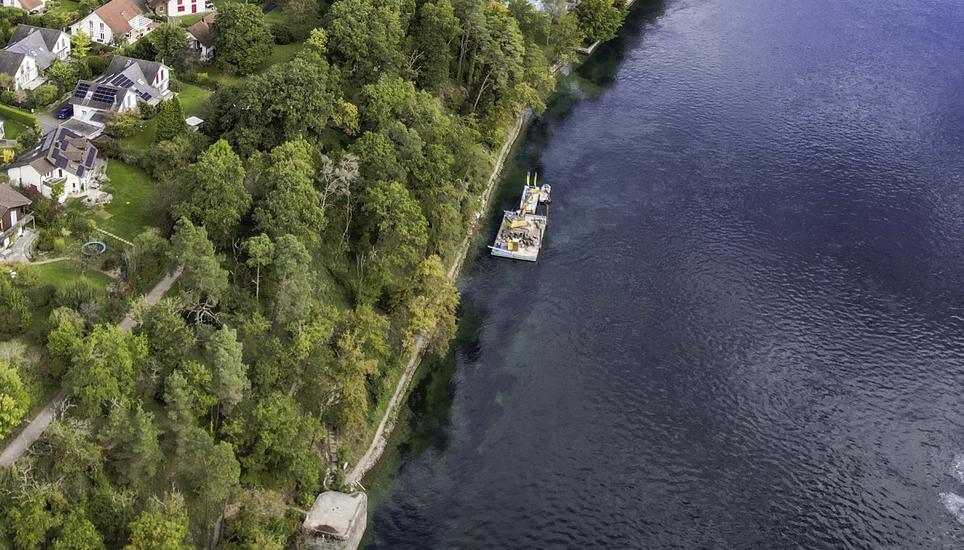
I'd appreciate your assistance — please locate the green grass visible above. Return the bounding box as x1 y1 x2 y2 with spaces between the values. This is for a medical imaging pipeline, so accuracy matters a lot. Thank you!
121 84 212 149
179 83 212 116
205 42 305 87
101 161 156 240
20 260 112 291
4 119 26 139
47 0 80 16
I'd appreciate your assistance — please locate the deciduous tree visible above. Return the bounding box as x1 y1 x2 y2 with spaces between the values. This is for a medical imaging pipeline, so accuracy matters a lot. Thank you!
213 3 272 75
172 139 250 247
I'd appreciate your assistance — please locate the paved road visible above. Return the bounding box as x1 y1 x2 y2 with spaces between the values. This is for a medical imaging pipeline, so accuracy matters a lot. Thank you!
0 266 183 467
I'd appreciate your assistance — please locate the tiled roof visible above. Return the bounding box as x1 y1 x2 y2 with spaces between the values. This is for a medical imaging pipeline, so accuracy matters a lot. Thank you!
9 128 99 179
93 0 143 34
8 25 65 52
0 50 25 77
186 13 216 48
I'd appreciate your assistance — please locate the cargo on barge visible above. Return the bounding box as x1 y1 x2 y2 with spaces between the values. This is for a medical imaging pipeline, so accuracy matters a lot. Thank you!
490 173 551 262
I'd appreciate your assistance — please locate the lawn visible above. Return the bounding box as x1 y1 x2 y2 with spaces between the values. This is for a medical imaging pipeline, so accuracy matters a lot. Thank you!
46 0 80 17
19 259 113 291
4 119 26 139
121 84 212 149
205 42 305 87
101 161 156 240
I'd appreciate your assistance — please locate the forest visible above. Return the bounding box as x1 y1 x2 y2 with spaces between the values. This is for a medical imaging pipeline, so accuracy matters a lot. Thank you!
0 0 626 546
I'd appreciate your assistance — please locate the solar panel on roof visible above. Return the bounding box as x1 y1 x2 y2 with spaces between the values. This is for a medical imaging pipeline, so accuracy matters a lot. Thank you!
76 166 85 178
84 147 96 167
73 82 90 98
139 92 151 101
91 86 116 104
111 74 133 88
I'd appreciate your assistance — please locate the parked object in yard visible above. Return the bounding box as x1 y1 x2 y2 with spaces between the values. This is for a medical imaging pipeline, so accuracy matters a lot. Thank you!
56 105 73 119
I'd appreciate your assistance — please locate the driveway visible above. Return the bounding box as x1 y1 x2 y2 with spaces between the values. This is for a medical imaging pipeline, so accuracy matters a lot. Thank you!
0 229 36 264
36 108 62 133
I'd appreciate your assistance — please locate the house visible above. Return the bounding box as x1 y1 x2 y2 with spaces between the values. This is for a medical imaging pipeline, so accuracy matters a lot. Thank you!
7 127 101 203
6 25 71 72
147 0 211 17
69 56 173 127
185 13 215 62
0 0 43 14
0 184 31 251
70 0 155 45
0 50 39 91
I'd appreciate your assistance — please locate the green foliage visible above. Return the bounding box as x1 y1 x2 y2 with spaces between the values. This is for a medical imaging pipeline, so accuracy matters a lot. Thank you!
213 3 273 75
574 0 626 43
150 24 187 63
64 324 148 417
139 298 192 382
326 0 404 86
106 110 143 138
155 97 186 142
412 0 460 91
71 32 92 57
0 361 27 438
207 326 249 412
252 140 325 247
52 511 105 550
169 218 229 310
100 402 164 488
124 493 191 550
172 139 250 247
0 273 32 334
0 100 37 127
29 83 59 107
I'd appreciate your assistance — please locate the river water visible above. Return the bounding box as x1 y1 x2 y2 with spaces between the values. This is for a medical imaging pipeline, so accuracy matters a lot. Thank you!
366 0 964 547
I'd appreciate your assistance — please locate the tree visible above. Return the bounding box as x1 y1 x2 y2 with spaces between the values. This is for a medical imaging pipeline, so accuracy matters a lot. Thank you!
207 326 249 413
47 60 81 93
270 234 312 326
357 179 428 302
172 139 250 247
0 274 31 334
0 361 27 438
99 402 164 488
71 33 92 57
244 234 273 300
139 298 193 388
326 0 404 86
412 0 460 91
52 511 105 550
150 24 187 63
65 325 148 417
573 0 625 43
252 140 325 247
401 255 458 353
155 97 186 142
169 218 230 316
124 493 191 550
213 3 273 75
228 391 323 489
46 307 85 377
177 427 240 540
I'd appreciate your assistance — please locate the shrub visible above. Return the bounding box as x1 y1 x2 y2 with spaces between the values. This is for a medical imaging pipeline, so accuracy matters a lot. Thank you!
168 77 183 93
85 55 107 75
28 83 59 108
105 110 142 138
271 23 295 45
0 102 37 127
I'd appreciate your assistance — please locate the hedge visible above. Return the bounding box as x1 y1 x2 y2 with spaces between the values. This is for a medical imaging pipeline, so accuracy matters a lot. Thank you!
0 103 37 128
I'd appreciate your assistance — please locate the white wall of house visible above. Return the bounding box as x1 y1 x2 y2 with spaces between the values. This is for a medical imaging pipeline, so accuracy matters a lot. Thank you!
12 56 38 91
53 33 70 59
71 13 114 45
167 0 208 15
7 164 92 203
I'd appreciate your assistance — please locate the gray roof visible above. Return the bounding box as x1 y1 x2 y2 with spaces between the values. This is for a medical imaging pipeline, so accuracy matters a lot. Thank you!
69 79 131 111
8 25 65 53
5 29 59 71
0 183 30 210
98 55 168 104
0 50 26 78
9 128 99 179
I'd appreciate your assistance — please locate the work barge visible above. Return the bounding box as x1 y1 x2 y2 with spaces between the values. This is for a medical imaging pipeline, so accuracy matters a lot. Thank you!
490 173 551 262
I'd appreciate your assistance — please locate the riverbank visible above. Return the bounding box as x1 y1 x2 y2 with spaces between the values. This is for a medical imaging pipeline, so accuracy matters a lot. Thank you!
346 0 642 491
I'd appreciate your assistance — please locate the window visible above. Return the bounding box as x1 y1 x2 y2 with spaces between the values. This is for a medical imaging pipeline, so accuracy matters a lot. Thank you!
88 20 92 29
191 4 196 12
177 4 184 11
99 22 104 29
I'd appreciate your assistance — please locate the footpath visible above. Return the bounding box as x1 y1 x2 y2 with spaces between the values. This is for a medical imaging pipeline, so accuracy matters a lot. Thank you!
0 266 183 468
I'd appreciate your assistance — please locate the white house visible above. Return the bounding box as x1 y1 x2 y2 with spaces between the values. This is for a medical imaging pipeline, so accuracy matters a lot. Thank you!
6 25 70 71
70 0 156 45
185 13 215 62
7 128 101 203
0 0 43 14
147 0 210 17
69 56 173 127
0 51 38 91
